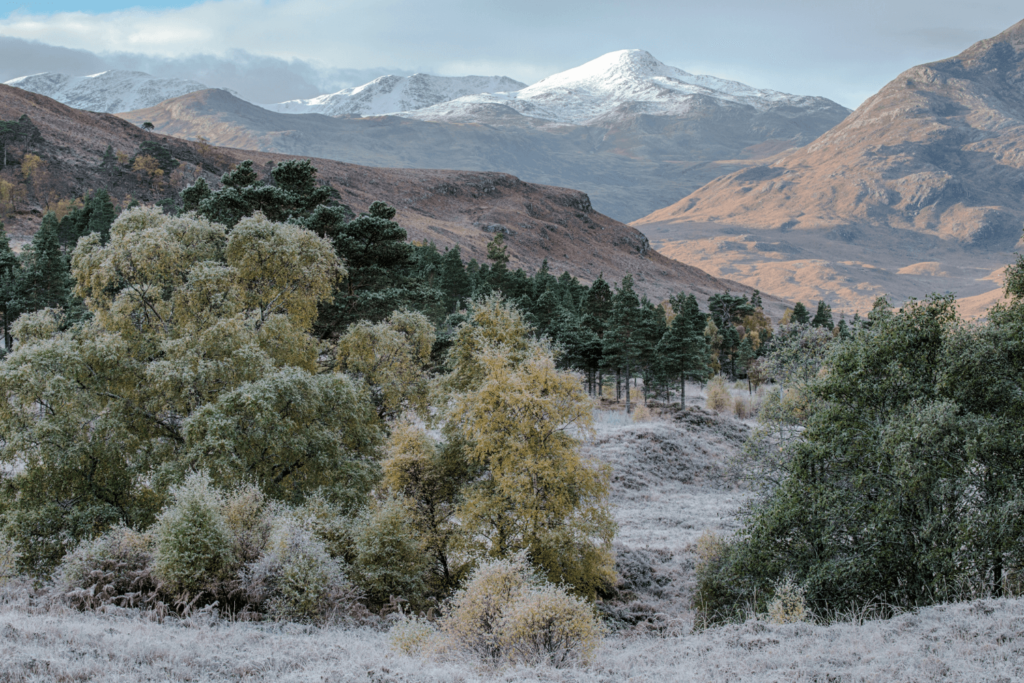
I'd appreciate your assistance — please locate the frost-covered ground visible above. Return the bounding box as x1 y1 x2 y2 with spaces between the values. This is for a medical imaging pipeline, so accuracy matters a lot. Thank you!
2 398 1020 681
590 404 751 631
0 593 1021 682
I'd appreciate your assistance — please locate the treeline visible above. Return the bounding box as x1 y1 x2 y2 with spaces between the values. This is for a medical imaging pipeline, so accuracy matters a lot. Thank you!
1 158 788 413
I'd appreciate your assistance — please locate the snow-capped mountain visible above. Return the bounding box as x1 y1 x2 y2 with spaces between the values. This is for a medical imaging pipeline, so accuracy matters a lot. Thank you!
262 74 527 117
4 71 211 114
404 49 839 125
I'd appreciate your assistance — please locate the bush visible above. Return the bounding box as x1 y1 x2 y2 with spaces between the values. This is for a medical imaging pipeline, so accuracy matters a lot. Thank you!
223 485 273 566
242 518 363 624
54 526 156 610
732 394 752 419
496 584 605 667
351 497 430 608
705 376 730 412
767 577 808 624
438 554 605 667
631 403 652 422
151 473 236 596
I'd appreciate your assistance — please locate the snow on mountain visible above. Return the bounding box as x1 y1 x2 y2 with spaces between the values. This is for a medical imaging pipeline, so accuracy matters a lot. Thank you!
405 49 837 125
261 74 527 117
4 71 211 114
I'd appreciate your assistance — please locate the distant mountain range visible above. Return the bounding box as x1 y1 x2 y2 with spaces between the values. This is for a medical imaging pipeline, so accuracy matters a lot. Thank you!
4 71 215 114
636 19 1024 316
112 50 849 222
0 83 783 316
262 74 526 117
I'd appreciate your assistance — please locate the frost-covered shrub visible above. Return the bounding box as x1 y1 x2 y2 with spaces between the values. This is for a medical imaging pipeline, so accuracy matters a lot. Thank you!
705 376 730 412
496 584 605 666
767 577 808 624
223 485 273 566
692 531 741 629
297 493 355 562
733 394 752 419
439 554 605 667
242 518 363 624
389 614 444 656
351 497 430 608
441 554 534 660
54 526 156 610
631 403 652 422
151 473 236 596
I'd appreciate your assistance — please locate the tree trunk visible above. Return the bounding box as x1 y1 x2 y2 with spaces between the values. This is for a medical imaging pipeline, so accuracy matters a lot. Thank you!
625 362 631 414
680 375 685 407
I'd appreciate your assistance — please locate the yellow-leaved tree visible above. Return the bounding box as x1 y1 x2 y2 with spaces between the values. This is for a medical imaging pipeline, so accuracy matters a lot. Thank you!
0 208 383 574
442 296 616 598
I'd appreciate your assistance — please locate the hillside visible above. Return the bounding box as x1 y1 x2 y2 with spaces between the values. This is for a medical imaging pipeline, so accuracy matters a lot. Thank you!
635 20 1024 314
0 84 777 313
119 51 849 223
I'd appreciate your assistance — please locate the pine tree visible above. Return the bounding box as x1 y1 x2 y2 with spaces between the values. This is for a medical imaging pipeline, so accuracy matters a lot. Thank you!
438 245 472 314
736 335 757 393
12 212 73 321
86 190 117 243
811 300 834 330
603 275 642 412
637 297 667 403
485 233 510 294
657 293 709 405
0 225 20 352
791 301 811 324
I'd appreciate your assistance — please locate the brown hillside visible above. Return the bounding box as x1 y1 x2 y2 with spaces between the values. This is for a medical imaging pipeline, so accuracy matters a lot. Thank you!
0 84 782 316
118 87 847 223
635 20 1024 315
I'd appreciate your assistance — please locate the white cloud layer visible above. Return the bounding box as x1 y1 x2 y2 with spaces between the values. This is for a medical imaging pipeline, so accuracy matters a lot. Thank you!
1 0 1022 107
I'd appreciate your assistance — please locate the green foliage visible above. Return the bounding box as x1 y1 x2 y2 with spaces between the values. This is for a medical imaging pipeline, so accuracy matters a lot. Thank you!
790 301 810 324
11 212 74 326
658 292 710 403
0 225 19 351
151 473 235 595
381 422 473 595
350 497 430 608
243 517 363 624
811 300 834 330
709 295 1024 622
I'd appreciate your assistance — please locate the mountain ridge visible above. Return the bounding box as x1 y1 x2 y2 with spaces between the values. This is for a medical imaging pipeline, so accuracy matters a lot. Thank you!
634 19 1024 315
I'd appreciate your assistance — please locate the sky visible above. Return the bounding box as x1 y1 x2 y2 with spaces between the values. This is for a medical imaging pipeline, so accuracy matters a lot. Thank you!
0 0 1021 106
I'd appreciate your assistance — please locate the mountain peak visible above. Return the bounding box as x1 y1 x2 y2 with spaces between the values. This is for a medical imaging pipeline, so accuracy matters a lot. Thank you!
5 69 210 113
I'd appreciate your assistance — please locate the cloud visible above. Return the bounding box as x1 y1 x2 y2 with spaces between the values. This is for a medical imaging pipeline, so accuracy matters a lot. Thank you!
0 0 1021 107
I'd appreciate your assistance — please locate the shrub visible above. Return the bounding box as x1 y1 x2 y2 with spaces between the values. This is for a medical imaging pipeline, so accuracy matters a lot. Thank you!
631 403 652 422
496 584 605 667
223 485 273 566
439 554 605 667
691 531 742 630
242 518 363 624
705 376 730 412
732 394 752 419
767 577 808 624
151 473 236 596
351 497 430 608
389 614 444 656
54 526 156 610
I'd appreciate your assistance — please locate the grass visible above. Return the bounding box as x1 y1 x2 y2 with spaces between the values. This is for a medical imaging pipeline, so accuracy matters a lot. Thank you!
1 408 1019 680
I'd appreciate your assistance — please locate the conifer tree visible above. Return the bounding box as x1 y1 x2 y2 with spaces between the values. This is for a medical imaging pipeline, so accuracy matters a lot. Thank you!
12 212 73 322
0 225 19 352
811 300 834 330
438 245 472 314
603 275 642 411
657 293 709 405
791 301 811 324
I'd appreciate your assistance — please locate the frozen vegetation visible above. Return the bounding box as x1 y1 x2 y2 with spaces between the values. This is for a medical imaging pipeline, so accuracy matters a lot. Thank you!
0 401 1020 681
